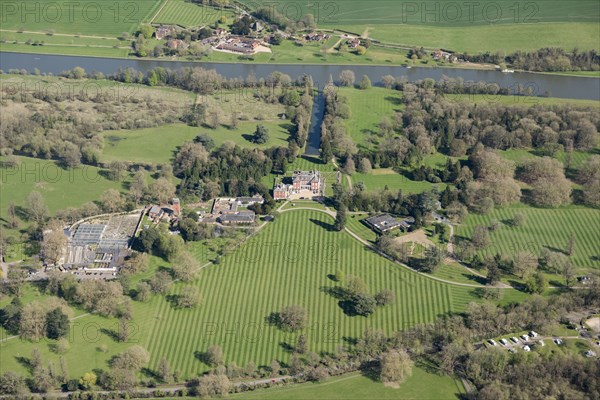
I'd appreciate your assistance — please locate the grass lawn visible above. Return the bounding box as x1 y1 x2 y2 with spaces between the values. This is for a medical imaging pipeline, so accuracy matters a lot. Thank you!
338 87 403 149
279 201 328 211
346 213 378 244
101 121 292 164
0 155 128 219
447 94 600 108
232 368 464 400
0 210 487 380
500 148 599 170
352 169 444 194
455 204 600 273
431 263 487 287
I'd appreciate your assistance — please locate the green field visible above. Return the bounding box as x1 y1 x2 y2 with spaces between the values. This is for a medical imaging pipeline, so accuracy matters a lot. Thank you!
339 87 403 149
1 0 598 61
241 0 600 53
0 0 163 36
101 121 292 164
346 214 378 244
233 369 465 400
455 205 600 273
0 210 488 379
447 94 600 108
351 169 444 194
153 0 235 28
0 155 127 219
357 23 600 53
499 148 598 171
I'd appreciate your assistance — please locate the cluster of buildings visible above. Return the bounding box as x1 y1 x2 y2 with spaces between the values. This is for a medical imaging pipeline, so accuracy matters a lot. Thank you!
305 32 330 41
365 214 415 234
274 171 324 201
347 38 362 49
215 36 263 54
57 213 142 278
153 23 269 55
432 49 458 62
147 198 181 225
199 195 264 225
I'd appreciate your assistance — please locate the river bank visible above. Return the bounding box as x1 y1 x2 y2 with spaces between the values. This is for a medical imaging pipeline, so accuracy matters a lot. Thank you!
1 45 598 79
2 52 599 101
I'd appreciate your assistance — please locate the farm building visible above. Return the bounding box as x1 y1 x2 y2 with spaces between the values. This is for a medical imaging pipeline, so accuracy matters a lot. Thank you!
305 32 330 41
148 198 181 223
216 36 262 54
348 38 361 48
154 25 177 40
217 211 256 225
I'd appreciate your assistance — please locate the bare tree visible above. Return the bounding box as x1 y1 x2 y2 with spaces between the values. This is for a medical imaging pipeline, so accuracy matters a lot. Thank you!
380 349 413 385
339 70 356 87
26 191 48 224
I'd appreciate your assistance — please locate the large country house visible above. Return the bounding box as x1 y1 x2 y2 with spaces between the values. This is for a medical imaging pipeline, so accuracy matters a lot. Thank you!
274 171 324 200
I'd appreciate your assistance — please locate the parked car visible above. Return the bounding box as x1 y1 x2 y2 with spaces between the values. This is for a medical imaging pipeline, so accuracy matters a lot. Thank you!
511 337 520 343
521 334 529 341
500 338 509 346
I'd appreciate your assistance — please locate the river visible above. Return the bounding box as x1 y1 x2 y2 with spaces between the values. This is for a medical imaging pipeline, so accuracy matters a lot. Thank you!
1 52 599 101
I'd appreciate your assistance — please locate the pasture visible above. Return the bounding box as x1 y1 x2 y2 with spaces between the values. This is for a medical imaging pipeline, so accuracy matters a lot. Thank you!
101 121 292 164
0 0 163 36
338 87 403 149
239 0 600 53
355 23 600 53
0 155 127 219
0 210 486 380
153 0 235 28
240 0 600 26
455 204 600 273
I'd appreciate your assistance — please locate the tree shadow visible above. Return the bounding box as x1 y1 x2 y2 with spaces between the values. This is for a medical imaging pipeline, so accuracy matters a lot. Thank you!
300 154 324 165
326 274 337 281
241 133 256 143
464 274 488 285
265 311 282 327
309 218 335 232
194 350 211 365
549 280 566 288
342 336 358 346
359 360 380 382
141 367 160 380
384 96 403 107
15 356 32 373
507 279 527 292
279 342 295 353
100 328 120 342
14 205 29 221
320 285 350 300
338 300 360 317
543 245 567 256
